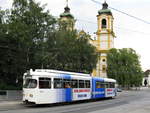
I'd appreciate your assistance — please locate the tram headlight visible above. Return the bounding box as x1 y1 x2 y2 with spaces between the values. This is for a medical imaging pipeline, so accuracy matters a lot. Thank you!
29 94 33 97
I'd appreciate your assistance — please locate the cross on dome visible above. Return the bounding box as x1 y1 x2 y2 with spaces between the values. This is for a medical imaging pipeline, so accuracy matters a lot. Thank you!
66 0 69 7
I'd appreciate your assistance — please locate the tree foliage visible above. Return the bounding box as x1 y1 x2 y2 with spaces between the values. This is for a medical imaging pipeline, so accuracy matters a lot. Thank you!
0 0 98 89
44 30 97 73
107 48 143 88
0 0 56 89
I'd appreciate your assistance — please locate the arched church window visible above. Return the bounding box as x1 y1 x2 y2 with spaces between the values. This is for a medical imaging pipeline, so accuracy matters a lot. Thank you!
102 19 107 28
102 59 106 62
102 65 106 73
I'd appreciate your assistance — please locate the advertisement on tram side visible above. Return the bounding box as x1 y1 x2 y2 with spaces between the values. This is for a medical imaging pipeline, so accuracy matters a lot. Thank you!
105 88 116 97
72 88 91 101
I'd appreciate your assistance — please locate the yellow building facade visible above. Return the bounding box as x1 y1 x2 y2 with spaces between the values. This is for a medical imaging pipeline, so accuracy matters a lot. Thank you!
91 2 115 78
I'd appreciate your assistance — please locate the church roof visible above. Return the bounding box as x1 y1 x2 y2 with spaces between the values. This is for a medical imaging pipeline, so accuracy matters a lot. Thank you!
60 6 74 18
98 2 112 15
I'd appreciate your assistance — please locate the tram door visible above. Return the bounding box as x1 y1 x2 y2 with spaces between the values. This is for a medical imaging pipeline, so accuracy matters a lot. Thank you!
92 78 105 99
63 74 72 102
38 77 52 103
63 78 72 102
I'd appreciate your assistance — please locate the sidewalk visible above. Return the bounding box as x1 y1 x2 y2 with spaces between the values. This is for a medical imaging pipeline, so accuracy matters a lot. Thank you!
0 96 22 107
0 94 22 107
131 86 149 90
140 86 149 89
0 100 23 112
0 100 22 106
0 96 22 101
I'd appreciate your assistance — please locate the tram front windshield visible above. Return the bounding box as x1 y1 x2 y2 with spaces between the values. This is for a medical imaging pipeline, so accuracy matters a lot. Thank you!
23 79 37 88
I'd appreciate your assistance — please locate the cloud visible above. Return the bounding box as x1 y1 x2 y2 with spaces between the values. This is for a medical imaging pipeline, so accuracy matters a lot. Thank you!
0 0 13 9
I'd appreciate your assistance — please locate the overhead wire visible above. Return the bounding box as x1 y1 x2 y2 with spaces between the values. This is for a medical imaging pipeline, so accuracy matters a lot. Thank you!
75 0 150 36
76 18 150 36
91 0 150 25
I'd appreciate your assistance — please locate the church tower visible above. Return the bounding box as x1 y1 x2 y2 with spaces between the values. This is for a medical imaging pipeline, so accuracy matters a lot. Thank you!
59 0 75 31
92 1 115 78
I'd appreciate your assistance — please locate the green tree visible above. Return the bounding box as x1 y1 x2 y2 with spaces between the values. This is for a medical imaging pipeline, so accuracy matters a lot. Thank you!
0 0 56 89
9 0 56 68
0 0 98 89
0 9 11 89
107 48 143 89
45 30 98 73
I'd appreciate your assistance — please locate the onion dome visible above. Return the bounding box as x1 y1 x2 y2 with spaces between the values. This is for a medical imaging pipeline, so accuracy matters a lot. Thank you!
98 2 112 15
60 6 74 18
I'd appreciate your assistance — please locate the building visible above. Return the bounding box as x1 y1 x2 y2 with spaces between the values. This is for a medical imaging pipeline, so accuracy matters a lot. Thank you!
90 2 116 78
58 2 75 31
59 1 116 78
143 75 150 87
143 70 150 86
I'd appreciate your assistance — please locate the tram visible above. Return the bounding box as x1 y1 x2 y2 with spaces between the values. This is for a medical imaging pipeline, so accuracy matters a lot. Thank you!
23 69 116 104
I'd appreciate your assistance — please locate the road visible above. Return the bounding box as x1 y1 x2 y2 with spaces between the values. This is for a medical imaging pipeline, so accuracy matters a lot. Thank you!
0 88 150 113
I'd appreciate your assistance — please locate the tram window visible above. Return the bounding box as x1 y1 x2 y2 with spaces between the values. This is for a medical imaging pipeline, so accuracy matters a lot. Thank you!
110 83 115 88
100 83 105 88
54 78 63 88
85 80 90 88
96 82 106 88
79 80 85 88
71 80 78 88
96 81 101 88
105 83 109 88
24 79 37 88
63 79 71 88
39 78 51 89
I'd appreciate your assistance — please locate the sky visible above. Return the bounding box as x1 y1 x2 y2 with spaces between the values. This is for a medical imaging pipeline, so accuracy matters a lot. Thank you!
0 0 150 71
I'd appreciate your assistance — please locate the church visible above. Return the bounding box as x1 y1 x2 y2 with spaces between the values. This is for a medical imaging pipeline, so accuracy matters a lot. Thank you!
59 1 116 78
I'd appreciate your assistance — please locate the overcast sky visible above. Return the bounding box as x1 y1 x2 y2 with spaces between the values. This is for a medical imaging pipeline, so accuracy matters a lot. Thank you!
0 0 150 71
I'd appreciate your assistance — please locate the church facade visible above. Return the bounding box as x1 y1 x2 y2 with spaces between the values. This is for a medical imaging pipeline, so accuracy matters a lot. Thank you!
59 1 116 78
90 2 115 78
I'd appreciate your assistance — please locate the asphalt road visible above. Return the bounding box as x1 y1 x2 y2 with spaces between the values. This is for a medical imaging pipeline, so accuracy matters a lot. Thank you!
0 88 150 113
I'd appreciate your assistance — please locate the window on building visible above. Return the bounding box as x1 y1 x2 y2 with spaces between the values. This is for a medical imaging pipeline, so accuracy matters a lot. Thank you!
102 19 107 28
102 65 106 73
102 59 106 62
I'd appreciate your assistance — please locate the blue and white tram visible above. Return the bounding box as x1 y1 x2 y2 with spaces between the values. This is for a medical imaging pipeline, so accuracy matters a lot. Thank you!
23 69 116 104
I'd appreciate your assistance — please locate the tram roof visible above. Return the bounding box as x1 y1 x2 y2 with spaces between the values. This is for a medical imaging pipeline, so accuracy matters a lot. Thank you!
28 69 91 77
104 78 116 83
